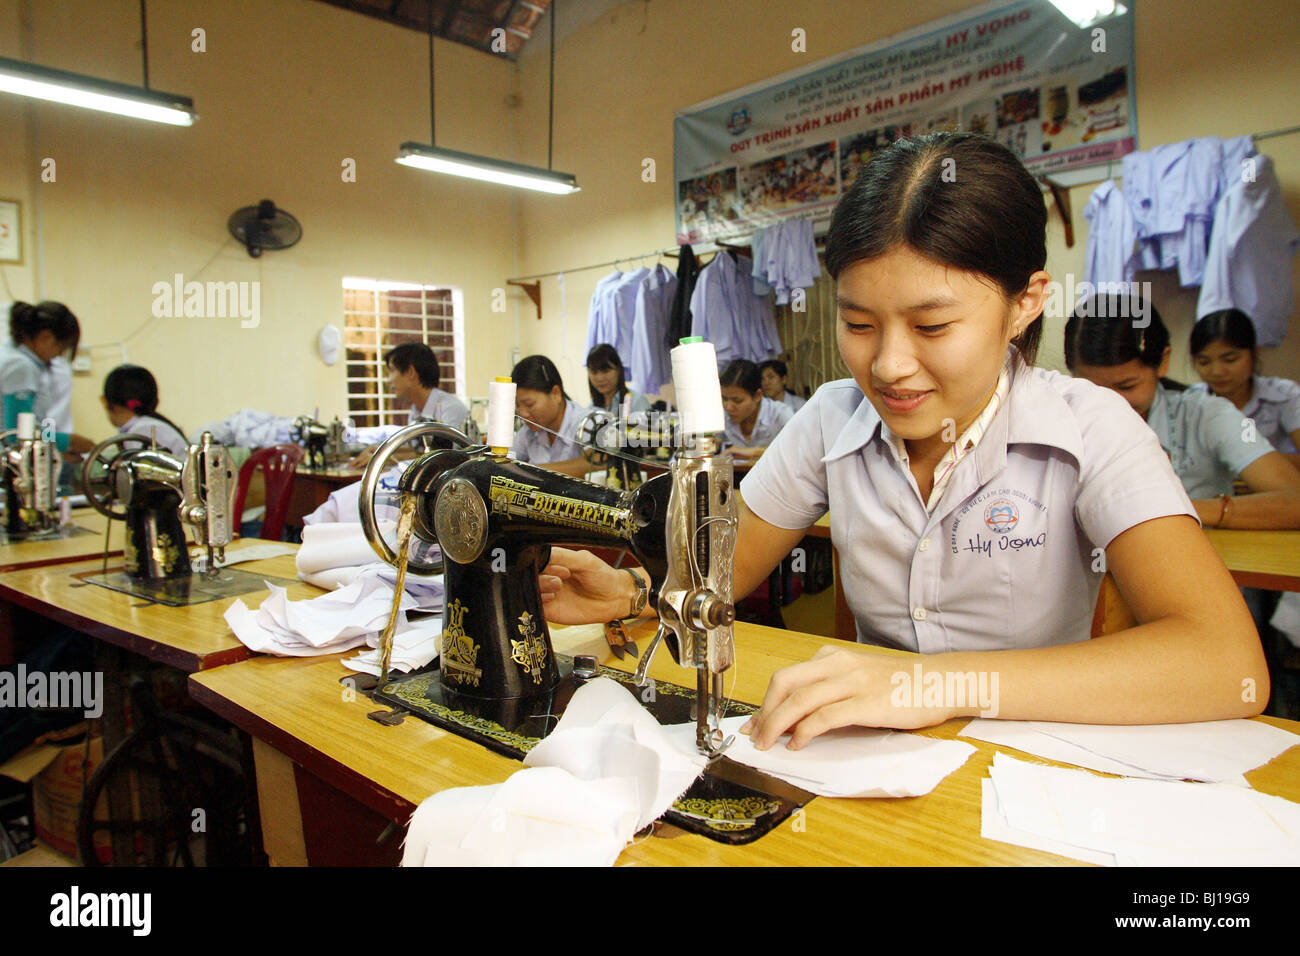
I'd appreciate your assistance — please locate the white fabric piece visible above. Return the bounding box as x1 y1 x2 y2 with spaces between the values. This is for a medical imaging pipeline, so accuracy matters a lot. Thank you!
403 769 638 867
341 616 442 675
525 678 708 830
675 715 974 798
295 521 393 574
980 778 1116 866
224 565 443 656
983 752 1300 867
401 678 707 867
961 717 1297 783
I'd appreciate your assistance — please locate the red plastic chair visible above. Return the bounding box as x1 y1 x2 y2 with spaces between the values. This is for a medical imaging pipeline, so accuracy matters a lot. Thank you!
231 444 305 541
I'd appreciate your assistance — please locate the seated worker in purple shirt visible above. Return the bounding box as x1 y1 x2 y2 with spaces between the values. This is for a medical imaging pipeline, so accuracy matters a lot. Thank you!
510 354 591 479
535 132 1269 750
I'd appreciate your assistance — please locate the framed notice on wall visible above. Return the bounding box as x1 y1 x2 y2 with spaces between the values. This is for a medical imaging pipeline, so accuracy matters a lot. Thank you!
0 200 20 264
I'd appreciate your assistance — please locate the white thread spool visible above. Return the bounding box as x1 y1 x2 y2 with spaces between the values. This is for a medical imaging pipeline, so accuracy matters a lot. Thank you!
670 340 725 435
16 412 36 441
487 377 517 450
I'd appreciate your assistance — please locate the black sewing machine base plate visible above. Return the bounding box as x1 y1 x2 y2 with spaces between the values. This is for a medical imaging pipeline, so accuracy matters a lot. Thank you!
369 655 814 845
0 523 96 545
74 567 300 606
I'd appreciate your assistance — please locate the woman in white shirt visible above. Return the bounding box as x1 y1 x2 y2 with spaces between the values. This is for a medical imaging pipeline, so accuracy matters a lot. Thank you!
759 359 806 413
586 344 651 416
535 131 1268 748
101 364 190 458
511 354 590 478
0 301 92 453
1189 308 1300 469
720 359 794 460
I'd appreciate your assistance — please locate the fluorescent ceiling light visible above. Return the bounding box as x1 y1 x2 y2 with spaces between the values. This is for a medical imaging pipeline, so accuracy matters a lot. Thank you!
1046 0 1127 28
396 143 579 195
0 55 196 126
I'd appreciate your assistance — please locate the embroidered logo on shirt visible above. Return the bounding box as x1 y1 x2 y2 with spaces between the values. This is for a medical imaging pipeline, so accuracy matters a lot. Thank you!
984 499 1019 534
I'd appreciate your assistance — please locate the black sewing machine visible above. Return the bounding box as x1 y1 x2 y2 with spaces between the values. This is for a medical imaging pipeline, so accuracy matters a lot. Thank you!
574 408 681 490
1 415 64 542
356 418 812 843
293 414 348 469
79 431 294 605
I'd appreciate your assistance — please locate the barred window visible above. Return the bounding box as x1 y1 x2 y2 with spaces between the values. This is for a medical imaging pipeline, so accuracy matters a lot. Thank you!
342 277 465 427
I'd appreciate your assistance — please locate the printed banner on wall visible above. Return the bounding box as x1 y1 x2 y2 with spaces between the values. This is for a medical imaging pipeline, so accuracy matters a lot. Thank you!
673 0 1136 244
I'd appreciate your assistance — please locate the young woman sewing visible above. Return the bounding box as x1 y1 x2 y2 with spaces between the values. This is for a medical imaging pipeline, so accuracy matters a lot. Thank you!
511 354 592 478
100 364 190 458
586 344 651 416
1188 308 1300 471
0 301 93 453
720 358 794 460
537 132 1269 749
759 359 806 412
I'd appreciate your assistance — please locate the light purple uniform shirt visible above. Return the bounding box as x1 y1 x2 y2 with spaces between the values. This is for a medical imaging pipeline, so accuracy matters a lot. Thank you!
510 399 588 465
1187 377 1300 456
741 364 1197 652
723 395 792 449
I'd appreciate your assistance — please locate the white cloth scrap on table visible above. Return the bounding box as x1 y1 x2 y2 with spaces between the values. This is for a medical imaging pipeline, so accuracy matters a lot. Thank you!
402 678 708 867
670 715 974 798
295 522 392 575
340 617 442 676
960 717 1297 784
982 752 1300 866
224 565 444 660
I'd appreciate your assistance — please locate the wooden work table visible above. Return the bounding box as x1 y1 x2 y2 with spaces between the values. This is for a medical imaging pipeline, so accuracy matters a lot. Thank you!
190 619 1300 866
0 509 117 573
1204 528 1300 591
0 551 311 672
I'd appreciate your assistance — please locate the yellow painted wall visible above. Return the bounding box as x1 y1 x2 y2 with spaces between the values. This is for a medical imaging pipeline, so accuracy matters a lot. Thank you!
510 0 1300 389
0 0 521 443
2 0 1298 445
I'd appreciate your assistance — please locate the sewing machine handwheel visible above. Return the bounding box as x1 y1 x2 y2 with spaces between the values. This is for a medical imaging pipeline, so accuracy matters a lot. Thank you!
575 409 615 464
359 421 475 573
81 433 154 519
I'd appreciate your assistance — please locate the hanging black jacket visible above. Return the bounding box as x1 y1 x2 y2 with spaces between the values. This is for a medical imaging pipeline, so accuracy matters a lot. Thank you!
665 244 700 351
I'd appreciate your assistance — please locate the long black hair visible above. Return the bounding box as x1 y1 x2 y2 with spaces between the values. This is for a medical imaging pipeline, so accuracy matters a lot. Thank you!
511 354 570 401
1191 309 1258 367
824 131 1047 364
103 365 187 441
719 359 762 394
9 301 80 358
585 344 629 409
1064 293 1186 392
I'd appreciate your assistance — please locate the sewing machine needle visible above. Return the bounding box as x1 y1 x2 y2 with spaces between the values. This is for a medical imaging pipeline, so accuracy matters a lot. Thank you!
379 494 417 687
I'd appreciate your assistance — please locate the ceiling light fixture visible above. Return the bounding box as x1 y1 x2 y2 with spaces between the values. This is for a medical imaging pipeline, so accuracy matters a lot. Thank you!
396 0 577 194
0 4 195 126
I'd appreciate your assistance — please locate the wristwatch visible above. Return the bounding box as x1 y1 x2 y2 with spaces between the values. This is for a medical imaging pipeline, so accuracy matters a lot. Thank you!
624 568 648 619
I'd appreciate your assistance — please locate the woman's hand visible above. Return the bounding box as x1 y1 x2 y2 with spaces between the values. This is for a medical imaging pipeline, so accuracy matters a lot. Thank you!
538 546 637 625
741 646 957 750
